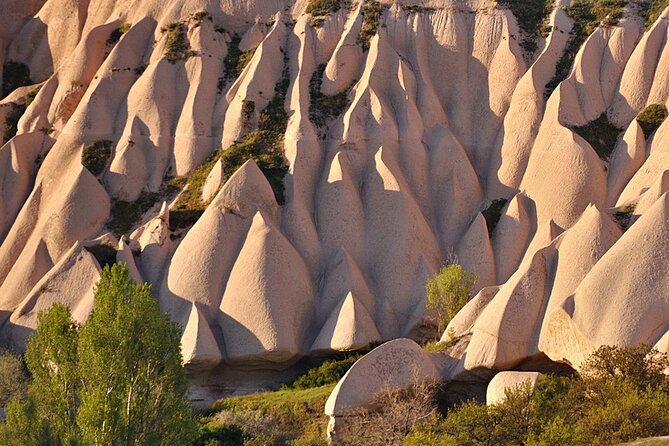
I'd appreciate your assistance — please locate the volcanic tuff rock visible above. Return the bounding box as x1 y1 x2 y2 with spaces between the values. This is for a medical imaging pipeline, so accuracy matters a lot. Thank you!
0 0 668 400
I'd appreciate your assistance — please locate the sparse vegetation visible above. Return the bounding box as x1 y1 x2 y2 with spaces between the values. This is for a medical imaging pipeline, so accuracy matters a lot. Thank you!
399 4 436 14
2 61 32 99
613 203 636 230
163 22 191 62
0 350 28 407
306 0 344 17
482 198 508 236
636 103 668 139
223 35 257 83
106 23 131 46
634 0 669 28
190 11 211 27
426 264 477 333
284 355 361 390
498 0 553 57
309 64 351 129
81 139 113 176
422 335 461 353
570 112 623 160
2 85 41 143
545 0 626 98
359 1 384 51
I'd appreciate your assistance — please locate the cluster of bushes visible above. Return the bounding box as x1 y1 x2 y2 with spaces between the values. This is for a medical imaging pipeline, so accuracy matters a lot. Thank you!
223 35 257 84
162 22 196 62
636 103 668 139
545 0 626 98
2 85 41 143
358 1 384 51
633 0 669 28
498 0 554 57
482 198 508 236
284 355 362 390
309 64 351 130
1 61 32 99
81 139 112 176
399 4 436 14
0 265 197 445
106 23 130 46
306 0 351 26
109 188 169 235
569 112 623 160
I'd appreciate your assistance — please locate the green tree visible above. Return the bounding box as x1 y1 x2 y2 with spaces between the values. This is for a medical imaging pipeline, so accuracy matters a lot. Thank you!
0 264 197 446
425 264 477 333
0 349 28 406
76 263 197 445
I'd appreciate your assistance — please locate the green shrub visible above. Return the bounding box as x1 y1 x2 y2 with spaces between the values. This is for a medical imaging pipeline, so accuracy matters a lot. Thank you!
426 264 477 333
498 0 553 57
545 0 626 98
163 22 191 62
570 112 623 160
482 198 508 236
2 61 32 99
223 35 256 83
106 23 130 45
0 349 28 407
636 104 667 139
3 103 25 142
633 0 669 29
190 11 211 28
285 355 361 390
309 64 351 129
422 336 460 353
399 4 436 14
305 0 342 17
109 191 161 235
358 1 384 51
81 140 113 176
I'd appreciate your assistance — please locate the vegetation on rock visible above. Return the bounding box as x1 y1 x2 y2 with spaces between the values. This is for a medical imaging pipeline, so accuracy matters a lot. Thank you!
545 0 626 98
109 178 181 235
306 0 350 26
498 0 553 57
2 85 41 143
636 103 668 139
1 61 32 99
359 1 384 51
223 35 257 83
482 198 508 236
81 140 113 176
163 22 193 63
570 112 623 160
309 64 351 129
106 23 131 46
426 264 477 333
634 0 669 28
284 355 362 390
613 203 636 230
84 242 119 268
0 264 197 445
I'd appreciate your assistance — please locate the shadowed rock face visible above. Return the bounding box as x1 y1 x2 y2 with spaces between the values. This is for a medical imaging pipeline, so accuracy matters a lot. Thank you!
0 0 668 390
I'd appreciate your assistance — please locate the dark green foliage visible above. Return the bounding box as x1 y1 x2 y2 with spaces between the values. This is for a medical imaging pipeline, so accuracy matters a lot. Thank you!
399 4 436 14
3 103 25 142
309 64 351 129
305 0 342 17
109 191 161 235
191 11 211 28
106 23 130 46
285 355 361 390
81 139 112 176
0 350 28 407
545 0 626 98
570 112 623 160
359 1 384 51
163 22 191 62
482 198 508 236
634 0 669 28
241 99 256 131
498 0 553 57
404 345 669 446
84 243 118 268
636 104 668 139
2 61 32 99
223 35 256 83
174 61 290 212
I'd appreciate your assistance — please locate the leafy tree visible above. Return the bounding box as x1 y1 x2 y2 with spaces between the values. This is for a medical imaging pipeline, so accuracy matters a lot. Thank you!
0 349 27 406
0 264 197 446
426 264 477 333
77 263 197 445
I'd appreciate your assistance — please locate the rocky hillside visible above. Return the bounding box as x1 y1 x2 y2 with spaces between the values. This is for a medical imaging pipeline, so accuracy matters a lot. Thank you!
0 0 667 396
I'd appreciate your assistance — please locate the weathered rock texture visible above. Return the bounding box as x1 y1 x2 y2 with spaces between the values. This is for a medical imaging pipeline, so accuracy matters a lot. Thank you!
0 0 667 393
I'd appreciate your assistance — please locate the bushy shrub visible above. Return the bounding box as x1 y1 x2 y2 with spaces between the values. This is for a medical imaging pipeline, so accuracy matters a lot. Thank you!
636 103 667 139
223 35 256 83
482 198 508 236
498 0 553 57
0 350 27 407
163 22 191 62
309 64 351 129
81 139 112 176
285 355 361 390
2 61 32 99
305 0 343 17
570 112 623 160
106 23 130 45
634 0 669 29
426 264 477 333
358 1 384 51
